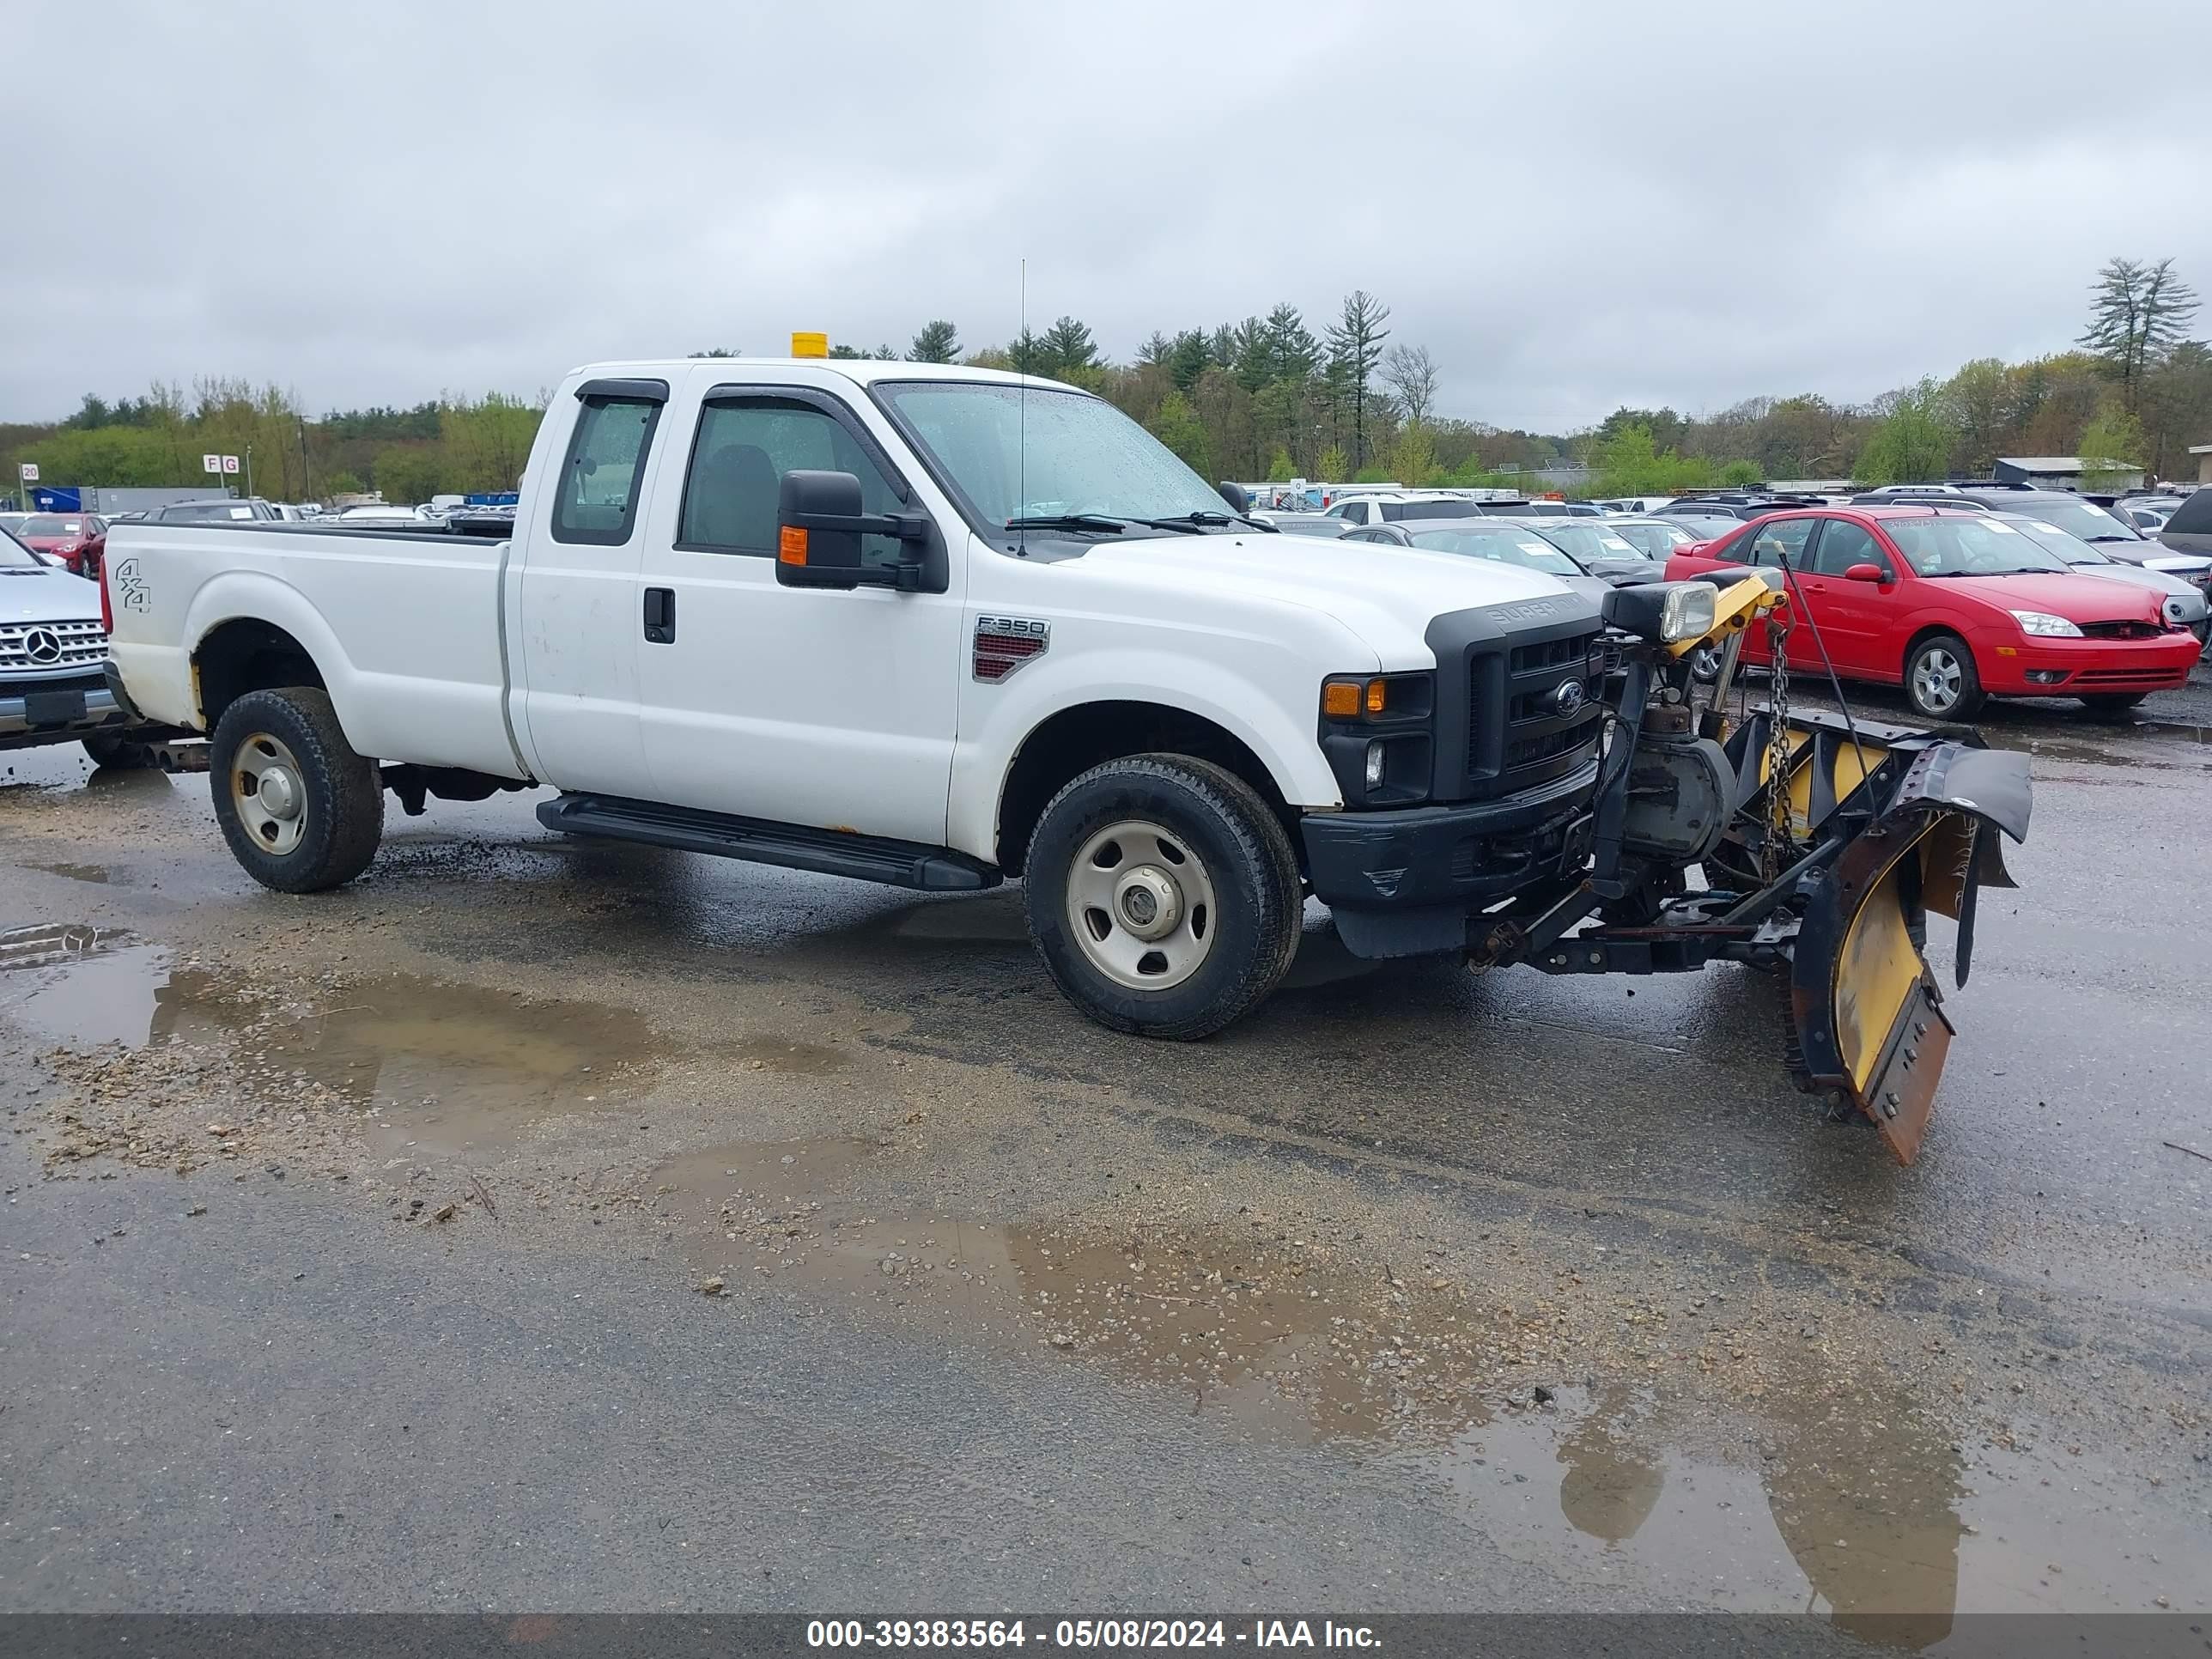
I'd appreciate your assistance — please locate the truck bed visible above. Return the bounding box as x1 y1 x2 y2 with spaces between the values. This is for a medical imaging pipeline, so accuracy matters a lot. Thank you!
104 520 526 779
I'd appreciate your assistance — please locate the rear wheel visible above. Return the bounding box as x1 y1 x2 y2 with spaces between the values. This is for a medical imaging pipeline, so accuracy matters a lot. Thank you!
2081 692 2146 718
1903 633 1984 721
210 688 384 893
1024 754 1301 1040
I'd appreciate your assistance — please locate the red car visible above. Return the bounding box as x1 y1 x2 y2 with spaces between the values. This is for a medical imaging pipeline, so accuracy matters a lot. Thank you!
1665 504 2199 720
15 512 107 579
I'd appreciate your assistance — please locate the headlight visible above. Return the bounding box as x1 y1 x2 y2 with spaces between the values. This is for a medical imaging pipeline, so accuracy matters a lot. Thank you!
1657 582 1717 642
2010 610 2082 638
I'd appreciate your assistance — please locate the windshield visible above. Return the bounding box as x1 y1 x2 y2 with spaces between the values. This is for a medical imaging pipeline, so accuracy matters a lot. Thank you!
875 382 1227 533
2008 519 2111 564
20 515 84 538
1609 522 1690 558
1407 526 1582 576
2013 499 2137 541
1530 523 1642 563
1886 516 2069 577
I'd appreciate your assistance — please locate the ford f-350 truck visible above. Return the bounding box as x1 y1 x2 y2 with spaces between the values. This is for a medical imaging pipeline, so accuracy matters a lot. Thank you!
103 351 2029 1160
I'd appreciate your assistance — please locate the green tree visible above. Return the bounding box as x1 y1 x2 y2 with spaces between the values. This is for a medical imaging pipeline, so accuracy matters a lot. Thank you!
1262 302 1318 382
1040 316 1100 377
1167 330 1210 393
2076 405 2146 489
1265 447 1296 482
1147 391 1212 476
1387 422 1441 487
1718 459 1764 487
1326 290 1390 468
1315 443 1348 482
1854 380 1957 485
2079 256 2201 412
908 320 960 363
688 347 741 358
372 444 450 505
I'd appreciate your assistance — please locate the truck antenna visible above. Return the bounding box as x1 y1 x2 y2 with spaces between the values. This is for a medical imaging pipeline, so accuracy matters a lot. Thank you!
1018 256 1028 557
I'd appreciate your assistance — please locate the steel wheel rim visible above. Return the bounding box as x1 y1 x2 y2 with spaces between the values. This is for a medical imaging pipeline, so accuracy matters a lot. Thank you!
1915 647 1962 713
1065 818 1219 991
232 732 308 857
1689 644 1721 682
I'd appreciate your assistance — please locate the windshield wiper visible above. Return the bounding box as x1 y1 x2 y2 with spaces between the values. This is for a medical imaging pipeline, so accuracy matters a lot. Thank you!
1004 514 1128 535
1138 510 1276 532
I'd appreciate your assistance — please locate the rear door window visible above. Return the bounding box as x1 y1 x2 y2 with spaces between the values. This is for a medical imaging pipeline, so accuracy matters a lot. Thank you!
553 395 663 546
2162 490 2212 537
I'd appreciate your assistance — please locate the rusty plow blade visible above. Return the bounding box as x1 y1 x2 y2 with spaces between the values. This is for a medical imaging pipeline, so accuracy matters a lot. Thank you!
1725 713 2032 1164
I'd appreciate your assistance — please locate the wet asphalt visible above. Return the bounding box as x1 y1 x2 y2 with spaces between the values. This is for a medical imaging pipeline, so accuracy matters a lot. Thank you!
1 668 2209 1638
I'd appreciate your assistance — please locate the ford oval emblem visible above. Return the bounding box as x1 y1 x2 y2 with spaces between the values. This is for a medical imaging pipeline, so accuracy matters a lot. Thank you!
1553 678 1587 717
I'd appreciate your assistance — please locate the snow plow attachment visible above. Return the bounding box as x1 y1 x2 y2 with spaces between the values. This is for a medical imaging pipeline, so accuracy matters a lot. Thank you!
1471 575 2033 1164
1718 710 2032 1163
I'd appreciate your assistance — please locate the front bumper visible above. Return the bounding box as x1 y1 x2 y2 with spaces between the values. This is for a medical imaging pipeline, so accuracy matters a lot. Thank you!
1302 758 1598 958
0 672 135 751
1980 633 2200 696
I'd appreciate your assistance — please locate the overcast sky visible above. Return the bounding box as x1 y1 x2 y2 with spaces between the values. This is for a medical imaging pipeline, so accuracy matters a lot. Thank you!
8 0 2207 433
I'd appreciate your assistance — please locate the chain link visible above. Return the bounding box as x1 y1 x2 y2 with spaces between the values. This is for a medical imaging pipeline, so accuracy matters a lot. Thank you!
1762 613 1795 883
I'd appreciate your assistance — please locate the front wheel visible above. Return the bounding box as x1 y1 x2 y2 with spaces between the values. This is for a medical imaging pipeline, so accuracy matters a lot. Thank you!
1903 633 1984 721
1024 754 1302 1039
210 687 384 893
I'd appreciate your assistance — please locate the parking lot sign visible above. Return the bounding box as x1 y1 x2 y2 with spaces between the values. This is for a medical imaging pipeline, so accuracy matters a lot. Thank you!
222 455 240 475
203 453 222 474
17 463 35 483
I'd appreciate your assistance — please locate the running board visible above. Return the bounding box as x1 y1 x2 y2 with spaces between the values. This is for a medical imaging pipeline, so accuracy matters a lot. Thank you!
535 793 1000 892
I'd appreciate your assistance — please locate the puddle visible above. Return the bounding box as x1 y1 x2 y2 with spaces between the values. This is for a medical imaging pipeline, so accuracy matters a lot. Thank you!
1428 1376 2197 1643
2 933 661 1159
656 1136 1498 1450
656 1136 2203 1638
22 861 112 884
0 925 161 1048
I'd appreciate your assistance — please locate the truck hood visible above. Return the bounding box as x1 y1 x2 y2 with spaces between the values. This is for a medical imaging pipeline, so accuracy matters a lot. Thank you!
1936 569 2165 624
0 566 103 623
1070 532 1591 661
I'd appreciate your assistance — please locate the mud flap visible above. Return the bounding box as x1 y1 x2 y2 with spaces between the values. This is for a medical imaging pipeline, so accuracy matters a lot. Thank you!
1785 743 2030 1164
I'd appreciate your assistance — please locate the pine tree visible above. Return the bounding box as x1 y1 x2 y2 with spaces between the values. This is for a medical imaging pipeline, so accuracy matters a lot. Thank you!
908 320 960 362
1326 291 1391 467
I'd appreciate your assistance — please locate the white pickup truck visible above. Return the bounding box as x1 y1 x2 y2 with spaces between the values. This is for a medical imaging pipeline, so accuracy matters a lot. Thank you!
101 352 2027 1127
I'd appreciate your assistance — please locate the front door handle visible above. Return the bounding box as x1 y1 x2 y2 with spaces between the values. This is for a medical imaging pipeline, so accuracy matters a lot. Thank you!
643 586 675 644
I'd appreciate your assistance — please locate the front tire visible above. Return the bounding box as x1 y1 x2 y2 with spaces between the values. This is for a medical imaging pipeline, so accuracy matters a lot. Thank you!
1903 633 1984 721
210 688 384 893
1024 754 1302 1039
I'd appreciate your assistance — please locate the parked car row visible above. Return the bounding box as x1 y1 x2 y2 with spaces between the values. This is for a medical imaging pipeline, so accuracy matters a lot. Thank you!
1662 503 2202 719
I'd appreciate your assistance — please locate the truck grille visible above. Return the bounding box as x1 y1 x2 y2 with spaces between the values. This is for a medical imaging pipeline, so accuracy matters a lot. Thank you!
1464 623 1605 793
0 619 105 671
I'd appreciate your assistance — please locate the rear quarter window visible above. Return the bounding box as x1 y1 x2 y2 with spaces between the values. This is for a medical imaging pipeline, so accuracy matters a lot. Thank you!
2161 491 2212 538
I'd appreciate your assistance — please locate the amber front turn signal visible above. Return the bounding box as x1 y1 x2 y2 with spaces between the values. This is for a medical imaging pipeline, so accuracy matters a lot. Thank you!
1321 676 1397 720
778 526 809 565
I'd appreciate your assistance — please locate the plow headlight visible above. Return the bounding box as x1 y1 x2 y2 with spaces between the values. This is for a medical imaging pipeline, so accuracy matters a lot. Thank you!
1601 580 1717 644
2010 610 2082 638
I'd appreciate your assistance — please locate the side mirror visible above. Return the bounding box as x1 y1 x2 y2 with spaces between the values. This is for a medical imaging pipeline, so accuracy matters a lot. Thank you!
1217 480 1250 513
1844 562 1890 584
775 469 930 592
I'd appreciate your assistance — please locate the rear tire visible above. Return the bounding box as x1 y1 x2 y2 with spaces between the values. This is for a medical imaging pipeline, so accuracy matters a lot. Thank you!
2080 692 2146 718
210 687 384 893
1903 633 1984 721
1024 754 1301 1040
